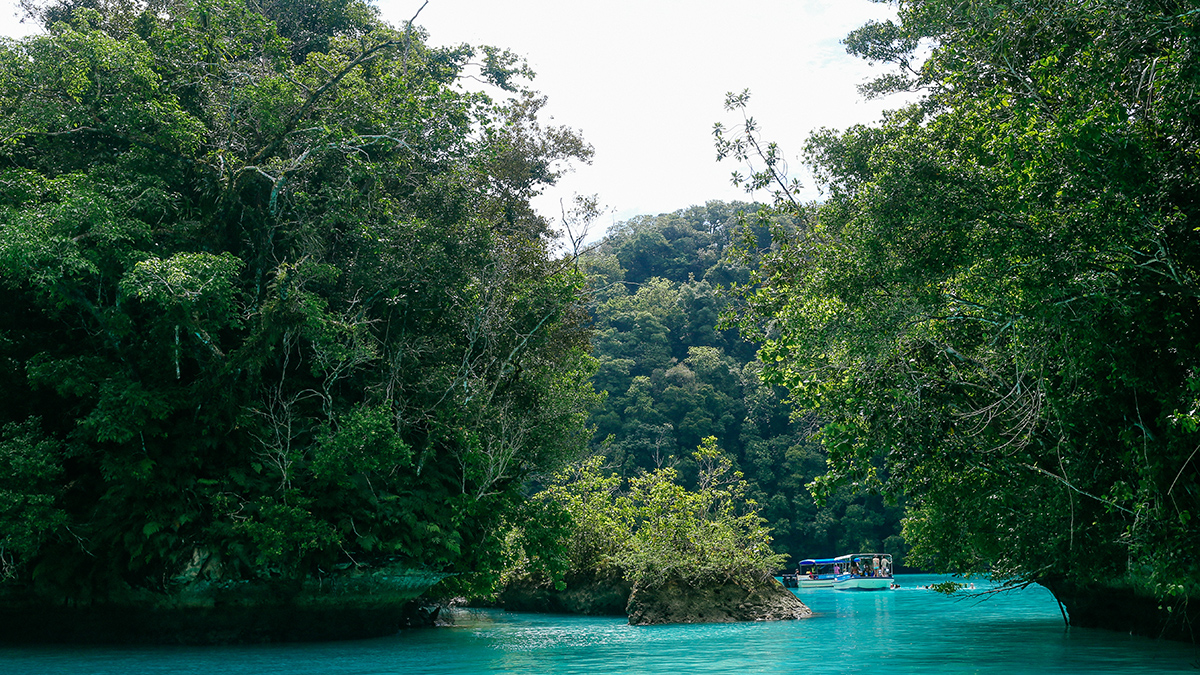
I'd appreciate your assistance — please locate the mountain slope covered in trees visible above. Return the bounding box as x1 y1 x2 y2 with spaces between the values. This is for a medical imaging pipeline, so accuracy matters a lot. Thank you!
580 202 904 563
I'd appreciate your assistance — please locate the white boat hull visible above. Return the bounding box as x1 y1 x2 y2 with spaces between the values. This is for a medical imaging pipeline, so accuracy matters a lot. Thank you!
832 575 892 591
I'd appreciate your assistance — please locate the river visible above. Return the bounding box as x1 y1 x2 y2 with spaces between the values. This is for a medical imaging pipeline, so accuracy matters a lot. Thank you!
2 575 1197 673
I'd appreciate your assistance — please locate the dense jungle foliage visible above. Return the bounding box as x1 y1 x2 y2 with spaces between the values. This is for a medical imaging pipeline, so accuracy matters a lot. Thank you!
720 0 1200 613
0 0 598 600
10 0 1196 634
578 203 905 564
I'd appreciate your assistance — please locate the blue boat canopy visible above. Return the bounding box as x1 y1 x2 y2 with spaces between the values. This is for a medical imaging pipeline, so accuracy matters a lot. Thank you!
797 558 839 565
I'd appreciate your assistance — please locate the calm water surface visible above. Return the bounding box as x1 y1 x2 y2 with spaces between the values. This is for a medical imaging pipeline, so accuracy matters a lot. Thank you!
2 575 1197 674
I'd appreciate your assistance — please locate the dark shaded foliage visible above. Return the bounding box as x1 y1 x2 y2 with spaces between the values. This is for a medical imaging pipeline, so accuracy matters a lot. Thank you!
0 0 596 601
727 0 1200 617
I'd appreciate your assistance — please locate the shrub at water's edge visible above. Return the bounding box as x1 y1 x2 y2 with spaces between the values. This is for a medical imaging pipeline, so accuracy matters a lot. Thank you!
498 438 811 623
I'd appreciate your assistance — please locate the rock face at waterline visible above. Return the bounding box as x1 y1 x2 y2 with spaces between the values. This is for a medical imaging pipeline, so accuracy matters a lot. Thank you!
499 571 631 616
0 564 446 644
501 572 811 625
626 577 811 625
1041 579 1199 643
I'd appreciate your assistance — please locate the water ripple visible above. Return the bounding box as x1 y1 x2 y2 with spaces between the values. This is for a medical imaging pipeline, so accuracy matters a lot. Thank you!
2 576 1197 674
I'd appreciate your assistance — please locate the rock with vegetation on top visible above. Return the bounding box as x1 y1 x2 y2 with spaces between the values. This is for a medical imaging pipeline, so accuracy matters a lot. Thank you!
498 571 632 616
501 438 806 625
626 576 811 625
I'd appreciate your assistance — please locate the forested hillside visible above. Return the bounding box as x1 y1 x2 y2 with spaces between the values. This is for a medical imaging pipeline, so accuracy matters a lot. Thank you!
580 203 904 563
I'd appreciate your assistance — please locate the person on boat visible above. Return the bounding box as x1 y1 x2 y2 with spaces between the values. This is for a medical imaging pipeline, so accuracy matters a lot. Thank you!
873 555 881 574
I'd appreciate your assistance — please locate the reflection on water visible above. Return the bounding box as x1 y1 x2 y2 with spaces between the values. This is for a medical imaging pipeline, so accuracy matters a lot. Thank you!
2 575 1197 674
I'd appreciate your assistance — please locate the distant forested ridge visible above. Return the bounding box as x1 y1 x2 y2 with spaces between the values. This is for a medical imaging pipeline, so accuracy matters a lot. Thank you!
579 202 904 563
0 0 596 607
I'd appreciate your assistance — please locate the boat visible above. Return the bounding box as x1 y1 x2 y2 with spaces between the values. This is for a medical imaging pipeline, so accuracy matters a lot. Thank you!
831 553 894 590
791 558 839 588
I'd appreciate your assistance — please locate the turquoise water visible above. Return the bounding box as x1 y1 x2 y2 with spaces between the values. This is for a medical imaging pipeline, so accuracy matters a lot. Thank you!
2 575 1197 673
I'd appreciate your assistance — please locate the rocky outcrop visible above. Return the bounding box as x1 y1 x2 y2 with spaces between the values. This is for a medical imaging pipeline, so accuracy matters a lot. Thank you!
0 565 447 644
498 571 810 625
499 570 631 616
626 576 811 625
1041 579 1198 643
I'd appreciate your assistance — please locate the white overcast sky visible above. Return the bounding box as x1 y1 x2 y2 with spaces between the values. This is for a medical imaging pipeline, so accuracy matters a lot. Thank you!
0 0 909 234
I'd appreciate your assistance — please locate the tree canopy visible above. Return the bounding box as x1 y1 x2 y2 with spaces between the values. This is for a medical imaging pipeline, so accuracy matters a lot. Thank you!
0 0 596 600
725 0 1200 617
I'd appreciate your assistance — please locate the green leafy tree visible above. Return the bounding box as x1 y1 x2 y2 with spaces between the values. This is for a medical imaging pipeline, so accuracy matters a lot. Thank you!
722 0 1200 632
0 0 596 601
